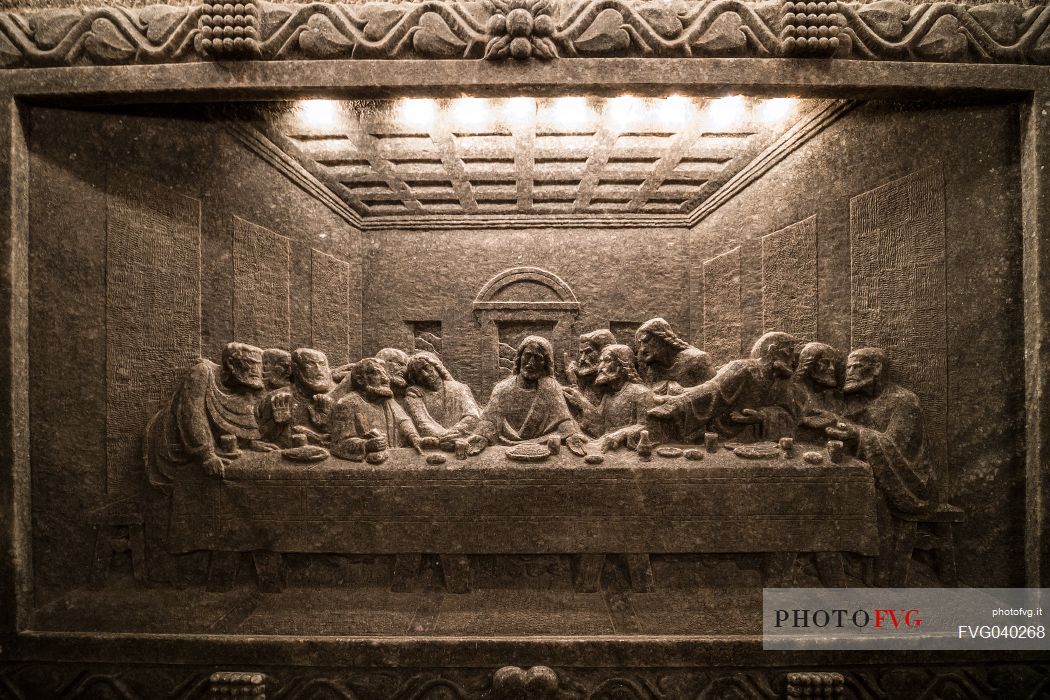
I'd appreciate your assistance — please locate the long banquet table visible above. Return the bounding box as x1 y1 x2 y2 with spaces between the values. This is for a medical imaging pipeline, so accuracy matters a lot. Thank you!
166 444 879 590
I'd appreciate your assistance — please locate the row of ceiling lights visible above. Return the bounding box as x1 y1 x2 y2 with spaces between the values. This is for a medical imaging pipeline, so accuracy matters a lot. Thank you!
294 95 798 133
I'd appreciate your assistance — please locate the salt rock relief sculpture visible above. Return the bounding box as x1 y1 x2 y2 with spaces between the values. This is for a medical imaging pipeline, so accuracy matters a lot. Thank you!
4 0 1050 68
256 348 335 447
142 302 947 588
465 335 588 457
563 328 616 411
329 357 428 463
634 317 715 396
145 342 278 482
404 351 481 449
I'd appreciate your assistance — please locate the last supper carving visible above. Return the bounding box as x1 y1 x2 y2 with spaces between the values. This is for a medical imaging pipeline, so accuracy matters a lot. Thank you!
1 22 1048 697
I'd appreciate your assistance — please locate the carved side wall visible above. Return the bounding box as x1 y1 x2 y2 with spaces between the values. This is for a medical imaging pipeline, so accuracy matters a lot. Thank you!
689 100 1024 587
105 177 202 499
311 249 352 366
26 105 361 603
762 215 818 338
232 216 291 350
850 166 948 472
702 246 743 366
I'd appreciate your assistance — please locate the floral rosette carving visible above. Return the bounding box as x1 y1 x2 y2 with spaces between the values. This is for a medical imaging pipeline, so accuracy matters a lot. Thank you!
484 0 559 60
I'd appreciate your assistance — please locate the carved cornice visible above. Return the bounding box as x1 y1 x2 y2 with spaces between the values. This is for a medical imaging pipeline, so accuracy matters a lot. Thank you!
224 119 365 229
688 98 857 227
0 0 1047 69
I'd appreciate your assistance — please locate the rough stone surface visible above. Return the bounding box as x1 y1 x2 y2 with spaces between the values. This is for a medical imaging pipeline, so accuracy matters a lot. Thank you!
0 40 1045 697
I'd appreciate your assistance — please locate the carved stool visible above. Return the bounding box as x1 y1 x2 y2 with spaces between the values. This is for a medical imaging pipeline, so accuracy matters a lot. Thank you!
88 500 146 588
785 672 845 700
891 503 964 586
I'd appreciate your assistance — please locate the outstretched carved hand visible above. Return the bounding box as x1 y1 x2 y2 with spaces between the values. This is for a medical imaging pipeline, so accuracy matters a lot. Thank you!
565 433 587 457
413 436 440 452
647 402 678 420
599 425 640 452
310 394 333 424
801 409 839 429
562 386 585 409
247 439 279 452
437 431 460 451
825 421 859 442
364 434 388 453
271 392 293 423
465 434 489 456
729 408 763 425
564 355 578 387
203 454 229 478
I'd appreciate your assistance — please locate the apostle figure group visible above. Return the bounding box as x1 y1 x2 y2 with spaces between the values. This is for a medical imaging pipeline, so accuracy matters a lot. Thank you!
145 318 931 544
143 316 934 585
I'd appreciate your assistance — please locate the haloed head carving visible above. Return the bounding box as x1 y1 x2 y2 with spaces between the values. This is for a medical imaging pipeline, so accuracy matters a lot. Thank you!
595 344 641 388
222 342 265 391
750 331 799 378
351 357 394 399
844 347 886 395
515 335 555 383
576 329 616 378
406 351 452 392
796 342 843 389
262 348 293 391
376 348 410 390
291 348 333 394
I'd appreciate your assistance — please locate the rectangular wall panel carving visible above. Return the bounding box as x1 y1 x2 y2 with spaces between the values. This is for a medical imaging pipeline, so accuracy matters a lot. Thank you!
311 249 351 365
703 246 742 365
106 179 201 496
762 214 817 339
233 217 291 350
850 166 947 466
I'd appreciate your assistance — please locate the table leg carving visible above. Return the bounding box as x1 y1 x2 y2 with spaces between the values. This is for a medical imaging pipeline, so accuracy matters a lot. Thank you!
764 552 798 587
625 554 654 592
440 554 472 593
391 554 423 592
574 554 606 593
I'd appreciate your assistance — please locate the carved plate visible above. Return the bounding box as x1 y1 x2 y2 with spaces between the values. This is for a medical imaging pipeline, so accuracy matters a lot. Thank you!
281 445 331 462
506 443 552 462
731 442 781 460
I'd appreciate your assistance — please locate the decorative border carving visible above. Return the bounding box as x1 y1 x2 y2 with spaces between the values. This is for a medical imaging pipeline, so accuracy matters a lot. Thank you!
0 661 1047 699
0 0 1048 68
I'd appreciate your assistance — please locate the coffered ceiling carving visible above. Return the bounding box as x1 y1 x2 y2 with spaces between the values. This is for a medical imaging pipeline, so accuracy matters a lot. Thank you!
268 96 834 222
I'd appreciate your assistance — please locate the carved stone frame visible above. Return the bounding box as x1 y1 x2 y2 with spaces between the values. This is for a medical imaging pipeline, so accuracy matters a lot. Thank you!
0 56 1048 687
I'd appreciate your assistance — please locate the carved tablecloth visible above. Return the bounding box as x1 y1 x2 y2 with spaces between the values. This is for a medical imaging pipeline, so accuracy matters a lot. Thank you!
165 446 879 557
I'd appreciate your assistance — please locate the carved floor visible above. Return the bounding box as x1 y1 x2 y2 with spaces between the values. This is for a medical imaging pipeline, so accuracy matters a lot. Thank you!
32 554 940 637
32 584 764 637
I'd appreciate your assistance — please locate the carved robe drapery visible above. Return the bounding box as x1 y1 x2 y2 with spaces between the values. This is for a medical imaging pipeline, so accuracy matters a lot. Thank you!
662 359 799 442
144 359 261 488
644 347 715 395
404 379 481 438
844 384 932 515
475 375 580 444
578 382 656 439
329 391 419 455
